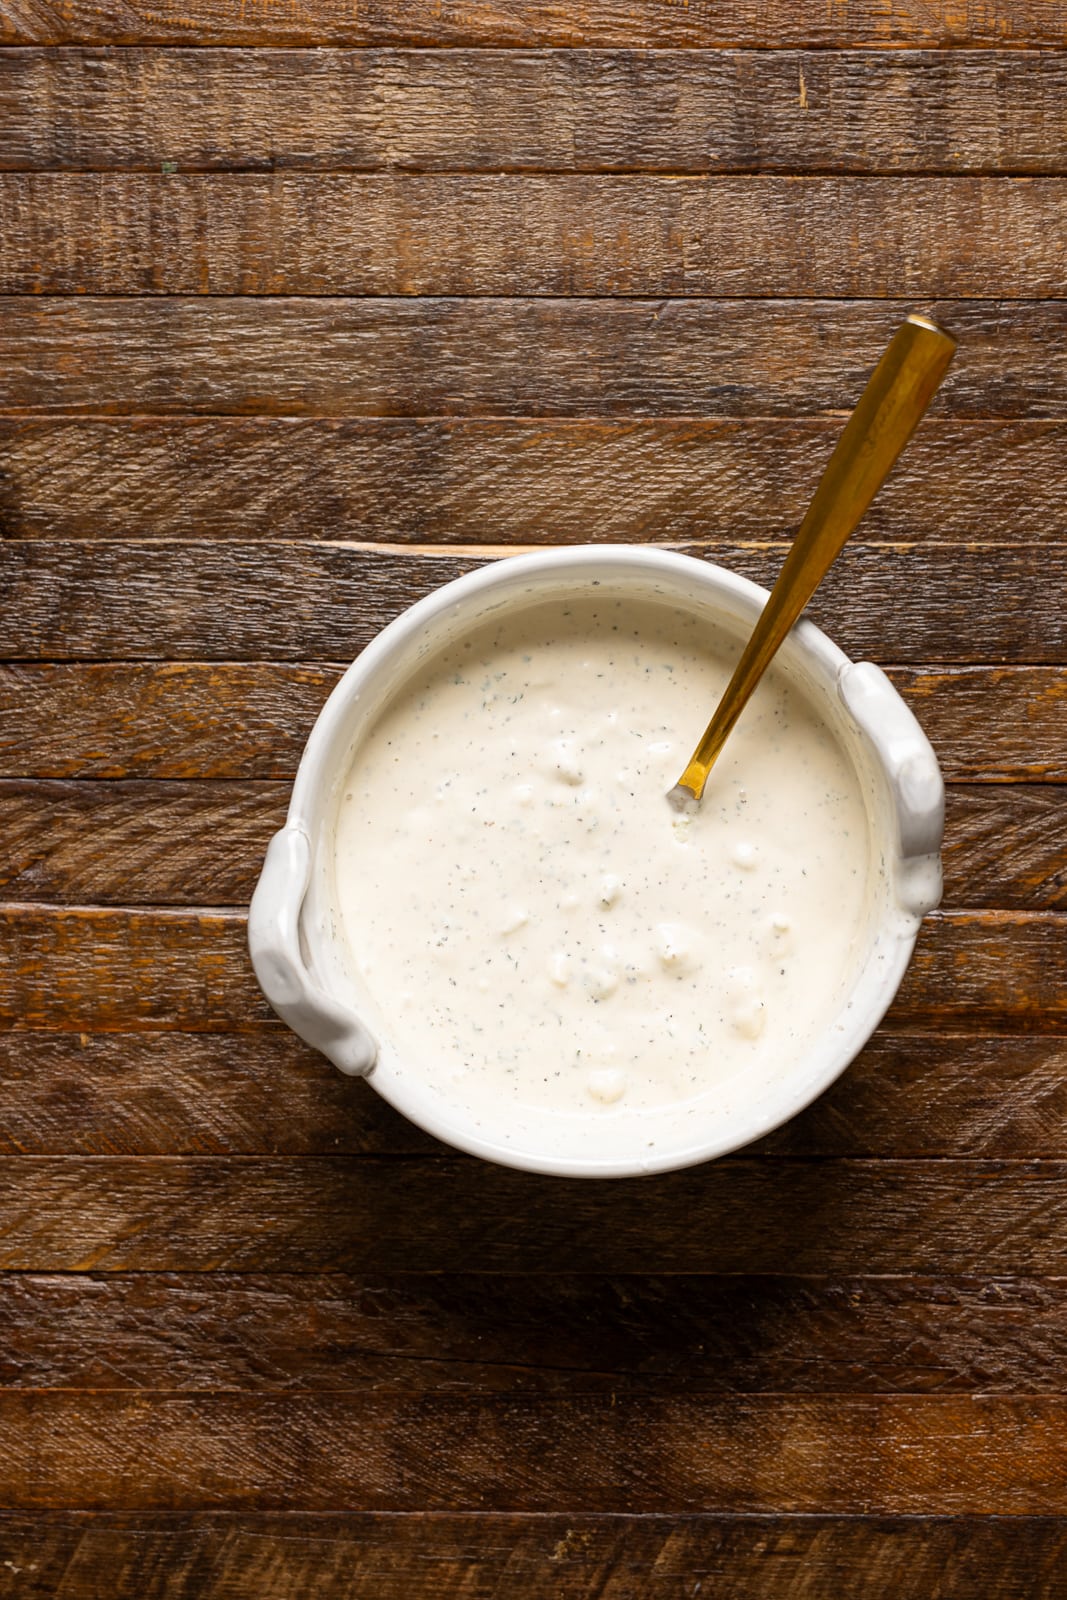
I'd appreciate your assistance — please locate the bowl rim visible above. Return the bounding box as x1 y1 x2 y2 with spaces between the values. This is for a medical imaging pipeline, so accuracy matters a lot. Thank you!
253 545 943 1178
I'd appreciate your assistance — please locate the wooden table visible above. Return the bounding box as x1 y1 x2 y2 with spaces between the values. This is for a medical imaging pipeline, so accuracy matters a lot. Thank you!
1 3 1066 1595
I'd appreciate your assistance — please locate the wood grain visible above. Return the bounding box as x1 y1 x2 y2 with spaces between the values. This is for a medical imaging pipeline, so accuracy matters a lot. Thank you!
0 417 1063 545
3 1031 1066 1158
3 906 1063 1035
0 906 276 1033
2 0 1063 47
942 785 1067 908
0 542 478 662
896 667 1067 780
3 780 1061 910
0 662 343 780
0 781 289 906
3 50 1064 175
3 664 1063 780
0 298 1063 417
0 901 1055 1035
0 1512 1064 1600
6 1156 1067 1274
4 1390 1067 1512
5 173 1062 298
0 3 1062 1569
0 1024 1058 1162
2 541 1065 664
4 1511 1067 1600
755 1036 1067 1158
8 1270 1067 1394
0 1032 428 1157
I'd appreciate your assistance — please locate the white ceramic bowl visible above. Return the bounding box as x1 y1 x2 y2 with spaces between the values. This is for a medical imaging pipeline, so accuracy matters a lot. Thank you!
249 547 943 1177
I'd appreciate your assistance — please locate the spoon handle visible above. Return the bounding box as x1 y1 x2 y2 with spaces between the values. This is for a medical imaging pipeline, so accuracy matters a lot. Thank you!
673 312 957 805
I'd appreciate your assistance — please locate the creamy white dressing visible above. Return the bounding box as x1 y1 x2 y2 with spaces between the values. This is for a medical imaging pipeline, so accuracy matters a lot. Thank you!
332 597 874 1125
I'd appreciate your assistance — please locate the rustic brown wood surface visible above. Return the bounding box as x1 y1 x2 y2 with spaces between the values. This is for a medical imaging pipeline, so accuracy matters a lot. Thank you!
3 0 1066 48
4 50 1066 174
0 2 1065 1594
1 297 1065 414
5 541 1067 661
8 175 1067 298
4 780 1065 908
1 1031 1067 1157
0 418 1063 544
5 662 1065 778
4 904 1067 1033
0 1513 1065 1600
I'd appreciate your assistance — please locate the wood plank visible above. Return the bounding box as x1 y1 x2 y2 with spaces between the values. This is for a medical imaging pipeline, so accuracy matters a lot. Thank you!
0 533 1023 679
0 781 289 906
2 0 1063 48
0 1032 429 1157
0 1513 1063 1600
2 1031 1066 1158
2 1391 1067 1512
0 662 343 781
943 785 1067 910
2 50 1064 175
0 906 276 1033
2 664 1063 781
3 905 1062 1035
0 542 479 663
2 540 1064 664
6 1271 1067 1394
3 1029 1067 1158
6 1156 1067 1274
3 780 1061 911
4 173 1062 299
897 667 1067 781
2 905 1065 1035
703 1033 1067 1158
0 417 1063 545
0 298 1063 417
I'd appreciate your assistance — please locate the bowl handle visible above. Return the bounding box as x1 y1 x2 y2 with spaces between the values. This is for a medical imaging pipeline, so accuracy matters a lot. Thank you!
838 661 945 919
248 825 378 1077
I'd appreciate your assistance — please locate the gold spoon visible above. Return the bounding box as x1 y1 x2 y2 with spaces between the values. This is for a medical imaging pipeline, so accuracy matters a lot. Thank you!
669 312 957 810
